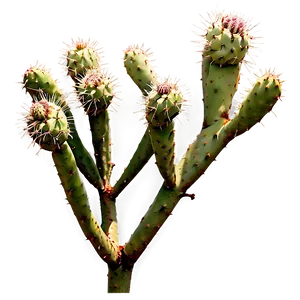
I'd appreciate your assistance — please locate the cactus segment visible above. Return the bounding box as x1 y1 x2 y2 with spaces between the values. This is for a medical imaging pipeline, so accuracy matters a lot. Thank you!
146 84 183 128
112 126 153 198
124 45 158 96
64 39 100 81
149 123 176 188
135 77 193 128
176 72 282 191
104 267 134 296
99 190 119 245
22 66 104 190
89 110 112 186
203 14 251 66
77 73 113 115
77 70 114 115
124 185 181 264
52 142 119 265
23 66 64 102
25 99 70 151
145 82 184 188
176 118 230 191
228 71 282 135
203 63 240 126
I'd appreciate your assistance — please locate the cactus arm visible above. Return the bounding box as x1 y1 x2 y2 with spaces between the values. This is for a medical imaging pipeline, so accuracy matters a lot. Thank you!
226 72 282 135
88 109 118 245
124 185 181 264
149 122 176 188
88 110 112 187
176 118 233 191
23 66 64 102
52 142 119 265
123 45 158 96
112 126 153 198
100 192 120 246
203 63 240 126
23 67 103 190
176 72 282 192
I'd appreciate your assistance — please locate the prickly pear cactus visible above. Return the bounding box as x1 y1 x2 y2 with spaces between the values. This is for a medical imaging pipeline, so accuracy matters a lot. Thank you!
19 11 283 294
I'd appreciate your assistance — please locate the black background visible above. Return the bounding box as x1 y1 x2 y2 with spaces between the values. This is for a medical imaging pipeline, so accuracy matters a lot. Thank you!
1 1 297 298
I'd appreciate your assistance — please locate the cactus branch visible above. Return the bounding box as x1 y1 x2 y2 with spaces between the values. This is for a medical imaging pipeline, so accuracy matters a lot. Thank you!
112 126 153 198
52 142 119 265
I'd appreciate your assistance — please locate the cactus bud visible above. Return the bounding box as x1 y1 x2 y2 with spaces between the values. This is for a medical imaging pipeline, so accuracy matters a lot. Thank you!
23 66 63 102
64 39 100 81
204 13 252 65
25 98 70 151
76 70 114 115
146 81 184 128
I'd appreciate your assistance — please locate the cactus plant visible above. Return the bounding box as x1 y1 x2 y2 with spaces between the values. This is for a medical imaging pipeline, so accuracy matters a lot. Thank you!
20 12 283 293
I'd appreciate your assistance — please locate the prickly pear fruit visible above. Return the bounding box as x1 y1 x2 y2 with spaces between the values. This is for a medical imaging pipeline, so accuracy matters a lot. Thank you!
23 66 64 102
52 142 119 264
25 98 70 151
124 45 158 95
203 63 240 126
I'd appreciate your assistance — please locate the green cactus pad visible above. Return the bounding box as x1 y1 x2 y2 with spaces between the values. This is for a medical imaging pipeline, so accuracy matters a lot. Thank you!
25 99 70 151
203 62 240 126
52 142 119 265
64 39 100 80
124 45 158 95
229 71 282 134
204 14 251 66
112 131 153 198
23 66 64 102
149 122 176 188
